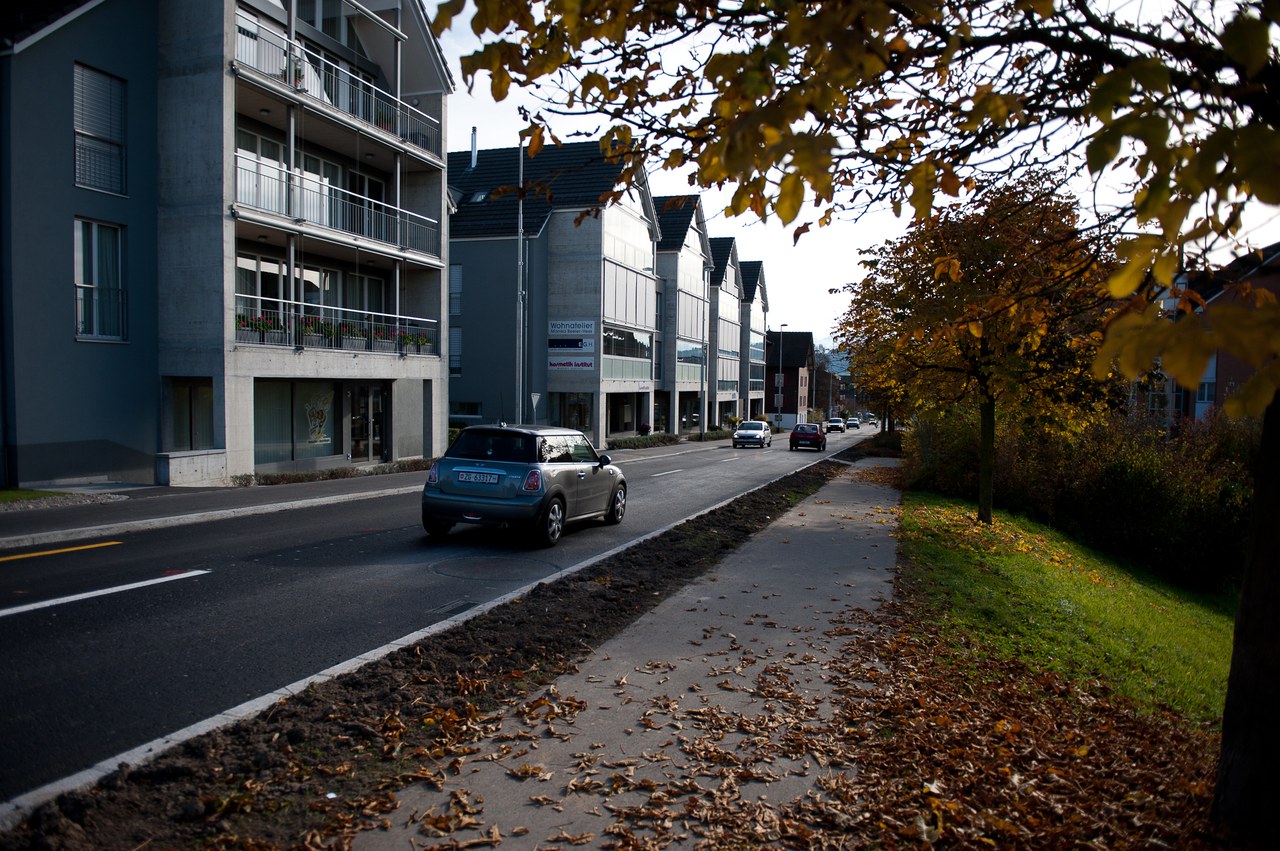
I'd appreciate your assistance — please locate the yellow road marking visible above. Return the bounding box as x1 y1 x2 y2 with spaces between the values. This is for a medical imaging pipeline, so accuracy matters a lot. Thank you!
0 541 123 563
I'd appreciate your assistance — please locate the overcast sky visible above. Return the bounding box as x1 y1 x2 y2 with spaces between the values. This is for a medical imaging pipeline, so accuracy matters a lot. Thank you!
430 4 1280 351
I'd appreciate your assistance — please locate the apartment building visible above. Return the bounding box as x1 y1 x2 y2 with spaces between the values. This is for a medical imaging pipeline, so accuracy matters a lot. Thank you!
1 1 453 487
445 138 661 450
767 329 815 429
738 260 769 420
706 236 745 427
653 194 712 434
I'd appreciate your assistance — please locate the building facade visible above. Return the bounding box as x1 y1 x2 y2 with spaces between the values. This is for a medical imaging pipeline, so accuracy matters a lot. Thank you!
707 237 744 427
1 0 453 487
653 195 712 435
767 329 815 429
738 260 768 420
446 139 660 450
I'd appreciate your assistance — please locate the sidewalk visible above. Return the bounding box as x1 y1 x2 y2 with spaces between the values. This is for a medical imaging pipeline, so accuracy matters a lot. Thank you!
354 457 901 850
0 471 427 550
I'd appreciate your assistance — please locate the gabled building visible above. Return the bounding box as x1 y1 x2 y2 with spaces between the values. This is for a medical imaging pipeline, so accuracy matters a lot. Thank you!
738 260 768 420
653 195 712 434
1 0 453 487
767 329 815 429
708 236 744 427
1175 241 1280 421
445 139 660 450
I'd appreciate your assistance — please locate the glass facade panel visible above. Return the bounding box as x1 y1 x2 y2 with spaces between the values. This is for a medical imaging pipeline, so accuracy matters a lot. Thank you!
254 380 339 465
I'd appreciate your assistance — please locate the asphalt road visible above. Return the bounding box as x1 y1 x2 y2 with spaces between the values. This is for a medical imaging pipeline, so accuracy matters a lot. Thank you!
0 430 870 805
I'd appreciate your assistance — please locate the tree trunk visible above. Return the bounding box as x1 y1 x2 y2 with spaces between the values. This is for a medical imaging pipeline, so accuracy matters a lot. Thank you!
977 394 995 524
1212 395 1280 841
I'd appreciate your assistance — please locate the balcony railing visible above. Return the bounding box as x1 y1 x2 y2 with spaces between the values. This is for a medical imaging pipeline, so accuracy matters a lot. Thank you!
234 294 438 355
75 284 128 340
235 154 441 257
234 11 441 158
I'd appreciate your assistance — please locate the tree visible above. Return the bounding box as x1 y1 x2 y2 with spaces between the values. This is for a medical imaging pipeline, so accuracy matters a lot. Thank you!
431 0 1279 838
835 174 1118 522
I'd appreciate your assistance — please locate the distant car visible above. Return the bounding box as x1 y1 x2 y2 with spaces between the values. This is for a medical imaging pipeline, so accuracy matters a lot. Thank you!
848 417 861 428
789 422 827 451
825 417 845 433
732 420 773 448
421 424 626 547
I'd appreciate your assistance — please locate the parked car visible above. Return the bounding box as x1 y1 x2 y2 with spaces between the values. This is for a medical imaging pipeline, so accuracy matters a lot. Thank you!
789 422 827 451
825 417 845 433
421 424 626 546
732 420 773 448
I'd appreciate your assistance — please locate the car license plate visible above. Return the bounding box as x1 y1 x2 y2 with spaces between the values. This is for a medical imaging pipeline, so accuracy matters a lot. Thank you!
457 471 499 485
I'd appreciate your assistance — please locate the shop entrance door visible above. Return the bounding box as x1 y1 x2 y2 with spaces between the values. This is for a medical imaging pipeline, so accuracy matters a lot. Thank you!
351 385 385 462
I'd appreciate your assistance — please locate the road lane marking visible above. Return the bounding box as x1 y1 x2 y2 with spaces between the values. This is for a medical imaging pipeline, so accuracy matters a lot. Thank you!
651 469 684 477
0 541 122 564
0 570 212 619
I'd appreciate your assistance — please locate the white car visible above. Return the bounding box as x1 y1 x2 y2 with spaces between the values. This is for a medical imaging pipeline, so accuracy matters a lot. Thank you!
731 420 772 448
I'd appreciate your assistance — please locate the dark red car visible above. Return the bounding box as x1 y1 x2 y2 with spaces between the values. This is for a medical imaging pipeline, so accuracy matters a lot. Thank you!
789 422 827 451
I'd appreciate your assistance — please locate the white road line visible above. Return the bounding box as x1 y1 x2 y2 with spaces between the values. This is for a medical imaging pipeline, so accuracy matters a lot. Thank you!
0 570 212 619
651 469 684 477
720 456 739 462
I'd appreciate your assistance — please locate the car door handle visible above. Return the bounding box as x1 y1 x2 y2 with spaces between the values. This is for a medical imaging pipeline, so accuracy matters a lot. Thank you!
577 471 587 479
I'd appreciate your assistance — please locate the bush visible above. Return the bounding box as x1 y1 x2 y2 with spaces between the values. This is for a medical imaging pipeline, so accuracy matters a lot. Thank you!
687 428 734 442
605 432 683 450
902 406 1259 590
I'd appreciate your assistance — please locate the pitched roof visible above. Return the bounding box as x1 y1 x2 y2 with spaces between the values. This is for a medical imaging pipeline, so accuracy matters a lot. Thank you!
769 330 815 369
653 195 699 251
447 140 631 239
709 237 737 287
740 260 763 302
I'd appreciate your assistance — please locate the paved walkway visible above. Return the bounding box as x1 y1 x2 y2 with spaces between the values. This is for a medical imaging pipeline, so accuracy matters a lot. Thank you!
355 458 901 849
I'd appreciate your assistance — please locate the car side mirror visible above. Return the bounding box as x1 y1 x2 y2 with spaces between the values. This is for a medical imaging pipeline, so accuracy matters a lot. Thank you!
598 454 612 467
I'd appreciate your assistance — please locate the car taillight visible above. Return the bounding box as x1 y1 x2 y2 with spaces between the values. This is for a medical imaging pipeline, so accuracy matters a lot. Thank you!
522 470 542 492
426 462 439 485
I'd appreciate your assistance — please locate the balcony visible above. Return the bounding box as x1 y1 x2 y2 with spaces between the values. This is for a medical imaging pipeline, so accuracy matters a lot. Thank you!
234 295 438 356
235 154 440 257
233 11 441 159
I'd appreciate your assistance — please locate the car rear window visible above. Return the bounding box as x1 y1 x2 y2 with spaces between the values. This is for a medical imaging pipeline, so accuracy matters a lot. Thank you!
447 429 536 462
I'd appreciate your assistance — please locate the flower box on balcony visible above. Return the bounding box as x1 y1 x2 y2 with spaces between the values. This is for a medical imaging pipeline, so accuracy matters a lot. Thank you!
264 329 290 347
302 334 328 349
342 336 368 351
372 339 397 353
236 328 260 343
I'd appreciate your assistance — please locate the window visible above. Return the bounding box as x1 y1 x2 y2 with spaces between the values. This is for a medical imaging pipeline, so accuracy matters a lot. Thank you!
449 264 462 315
1197 381 1216 403
74 64 126 193
74 219 126 339
602 326 652 359
449 326 462 375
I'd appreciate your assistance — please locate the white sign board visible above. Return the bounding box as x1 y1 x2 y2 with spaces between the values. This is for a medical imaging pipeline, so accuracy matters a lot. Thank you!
548 356 596 371
549 320 595 336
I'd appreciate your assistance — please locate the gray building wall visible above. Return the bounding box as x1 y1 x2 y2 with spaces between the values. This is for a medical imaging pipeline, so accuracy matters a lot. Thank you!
2 0 161 486
3 0 451 487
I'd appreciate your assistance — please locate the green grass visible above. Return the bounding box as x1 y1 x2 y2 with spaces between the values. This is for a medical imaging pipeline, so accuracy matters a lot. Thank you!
0 488 63 504
897 492 1236 725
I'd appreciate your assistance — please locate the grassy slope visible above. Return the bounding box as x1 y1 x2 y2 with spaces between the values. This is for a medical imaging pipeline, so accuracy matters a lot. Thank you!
896 492 1235 725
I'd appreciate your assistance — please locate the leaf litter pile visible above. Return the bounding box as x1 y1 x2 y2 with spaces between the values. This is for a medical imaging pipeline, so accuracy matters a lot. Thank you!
1 444 1226 850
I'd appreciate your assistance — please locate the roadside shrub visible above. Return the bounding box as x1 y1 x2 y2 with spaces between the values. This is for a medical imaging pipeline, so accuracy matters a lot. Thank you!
605 433 683 450
902 406 1258 590
687 428 734 442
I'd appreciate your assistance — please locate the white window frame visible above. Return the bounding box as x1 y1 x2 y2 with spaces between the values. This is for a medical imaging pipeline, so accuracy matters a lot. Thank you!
74 218 126 340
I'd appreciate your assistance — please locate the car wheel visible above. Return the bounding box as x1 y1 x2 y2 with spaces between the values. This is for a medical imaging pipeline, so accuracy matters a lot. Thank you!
605 484 626 525
533 497 565 547
423 517 453 538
